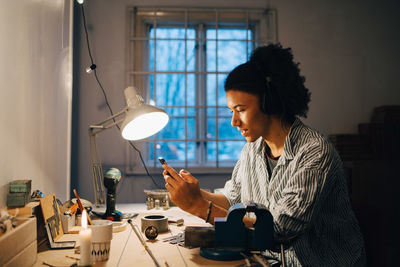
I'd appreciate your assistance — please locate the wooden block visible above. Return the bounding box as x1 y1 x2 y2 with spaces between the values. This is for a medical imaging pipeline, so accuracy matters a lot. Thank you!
40 193 64 242
0 217 37 266
3 240 37 267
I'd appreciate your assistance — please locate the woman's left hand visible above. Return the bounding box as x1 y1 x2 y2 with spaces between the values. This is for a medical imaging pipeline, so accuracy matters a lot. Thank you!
162 165 208 215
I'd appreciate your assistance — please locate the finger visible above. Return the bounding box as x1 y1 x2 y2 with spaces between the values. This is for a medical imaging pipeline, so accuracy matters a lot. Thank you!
162 170 169 178
162 164 181 180
164 175 179 188
165 182 172 190
179 169 197 182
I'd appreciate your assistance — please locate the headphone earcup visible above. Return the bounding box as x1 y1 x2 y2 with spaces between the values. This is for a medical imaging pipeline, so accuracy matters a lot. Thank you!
260 92 267 113
260 90 272 114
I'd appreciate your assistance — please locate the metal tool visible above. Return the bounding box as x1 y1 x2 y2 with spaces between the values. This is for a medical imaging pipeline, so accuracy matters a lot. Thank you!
185 202 276 261
127 219 161 267
163 232 185 246
103 168 122 221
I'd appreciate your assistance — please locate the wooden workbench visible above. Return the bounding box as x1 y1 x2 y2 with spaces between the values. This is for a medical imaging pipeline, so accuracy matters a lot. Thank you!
34 204 245 267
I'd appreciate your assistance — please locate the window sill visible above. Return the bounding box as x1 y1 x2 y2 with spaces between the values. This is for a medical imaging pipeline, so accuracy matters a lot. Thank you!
126 166 234 176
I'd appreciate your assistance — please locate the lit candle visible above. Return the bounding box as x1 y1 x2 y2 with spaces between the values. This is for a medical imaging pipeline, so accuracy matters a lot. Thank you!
79 210 92 266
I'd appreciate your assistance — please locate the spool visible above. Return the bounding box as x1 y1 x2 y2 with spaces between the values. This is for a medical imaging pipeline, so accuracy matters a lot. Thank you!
141 215 168 233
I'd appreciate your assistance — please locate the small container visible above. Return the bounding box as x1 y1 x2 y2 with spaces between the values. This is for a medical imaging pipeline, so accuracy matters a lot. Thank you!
154 199 160 209
146 197 154 210
60 214 75 233
162 195 170 210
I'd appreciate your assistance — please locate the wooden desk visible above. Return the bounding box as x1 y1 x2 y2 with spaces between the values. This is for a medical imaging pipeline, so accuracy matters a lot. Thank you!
34 204 245 267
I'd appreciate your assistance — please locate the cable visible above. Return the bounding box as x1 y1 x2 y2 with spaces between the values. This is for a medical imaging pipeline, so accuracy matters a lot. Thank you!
117 226 132 267
167 228 188 267
79 3 164 189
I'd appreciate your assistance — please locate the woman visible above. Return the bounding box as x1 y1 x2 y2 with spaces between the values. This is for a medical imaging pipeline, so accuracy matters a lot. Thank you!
162 44 366 266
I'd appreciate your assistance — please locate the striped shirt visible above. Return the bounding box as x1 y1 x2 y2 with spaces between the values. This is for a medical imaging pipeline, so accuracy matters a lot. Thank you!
223 118 366 266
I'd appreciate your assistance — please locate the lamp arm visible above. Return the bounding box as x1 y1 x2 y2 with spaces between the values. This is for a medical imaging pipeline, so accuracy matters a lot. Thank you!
89 106 128 136
88 106 128 207
89 132 106 207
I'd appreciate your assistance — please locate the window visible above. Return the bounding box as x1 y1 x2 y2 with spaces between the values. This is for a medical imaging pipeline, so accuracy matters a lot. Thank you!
126 7 277 173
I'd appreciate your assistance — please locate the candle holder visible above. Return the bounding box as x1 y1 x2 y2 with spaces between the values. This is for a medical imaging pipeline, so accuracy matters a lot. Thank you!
89 220 113 262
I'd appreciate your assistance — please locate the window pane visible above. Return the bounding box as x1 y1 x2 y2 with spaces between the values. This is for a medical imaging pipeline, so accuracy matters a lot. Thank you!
187 74 196 106
187 117 196 139
218 107 231 116
206 141 216 161
150 27 196 39
155 74 186 106
157 117 187 139
207 74 216 106
207 107 216 116
206 74 228 106
206 28 251 40
206 29 252 72
217 74 227 106
155 142 187 161
149 28 196 72
207 118 216 139
186 142 196 161
218 118 242 139
164 107 196 116
164 107 185 116
219 141 246 161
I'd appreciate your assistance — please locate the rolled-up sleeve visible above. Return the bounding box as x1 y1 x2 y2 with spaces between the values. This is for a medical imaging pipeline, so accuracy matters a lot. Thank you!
272 168 326 241
270 143 336 241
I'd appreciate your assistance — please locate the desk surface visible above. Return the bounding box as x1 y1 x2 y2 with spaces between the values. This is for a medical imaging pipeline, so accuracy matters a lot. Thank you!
34 204 245 267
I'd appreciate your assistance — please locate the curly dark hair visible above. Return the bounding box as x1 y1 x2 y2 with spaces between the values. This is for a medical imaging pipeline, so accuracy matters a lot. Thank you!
224 43 311 124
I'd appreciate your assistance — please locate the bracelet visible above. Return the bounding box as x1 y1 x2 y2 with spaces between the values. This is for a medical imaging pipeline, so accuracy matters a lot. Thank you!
205 201 213 223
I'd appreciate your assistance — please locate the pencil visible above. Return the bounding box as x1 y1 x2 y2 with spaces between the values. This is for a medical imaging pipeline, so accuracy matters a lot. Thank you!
73 188 92 225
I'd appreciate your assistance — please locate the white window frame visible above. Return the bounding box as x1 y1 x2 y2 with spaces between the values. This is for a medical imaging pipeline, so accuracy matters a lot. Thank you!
125 7 277 175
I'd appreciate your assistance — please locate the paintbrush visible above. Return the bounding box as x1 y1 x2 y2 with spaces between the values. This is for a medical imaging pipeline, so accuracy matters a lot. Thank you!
73 189 92 225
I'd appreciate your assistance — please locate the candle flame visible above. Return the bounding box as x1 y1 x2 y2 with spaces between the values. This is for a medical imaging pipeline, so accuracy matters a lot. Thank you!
82 210 87 229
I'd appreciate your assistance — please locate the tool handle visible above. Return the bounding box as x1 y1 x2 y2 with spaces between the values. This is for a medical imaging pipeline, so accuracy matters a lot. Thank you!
73 189 92 225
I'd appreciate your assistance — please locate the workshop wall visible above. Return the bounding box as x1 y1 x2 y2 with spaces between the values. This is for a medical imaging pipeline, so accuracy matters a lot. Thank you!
0 0 73 207
72 0 400 202
73 2 400 265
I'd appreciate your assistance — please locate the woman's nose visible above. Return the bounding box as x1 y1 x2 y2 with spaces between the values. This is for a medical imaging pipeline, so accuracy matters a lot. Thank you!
231 112 240 127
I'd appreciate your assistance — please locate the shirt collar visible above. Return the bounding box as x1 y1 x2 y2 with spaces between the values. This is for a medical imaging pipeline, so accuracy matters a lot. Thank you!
253 117 304 162
280 118 303 162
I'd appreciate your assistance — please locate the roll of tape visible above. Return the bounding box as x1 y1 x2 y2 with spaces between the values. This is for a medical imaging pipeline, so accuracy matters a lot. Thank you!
141 215 168 233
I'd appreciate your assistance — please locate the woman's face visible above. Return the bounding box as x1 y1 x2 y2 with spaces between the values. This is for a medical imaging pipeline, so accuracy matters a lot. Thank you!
226 90 271 143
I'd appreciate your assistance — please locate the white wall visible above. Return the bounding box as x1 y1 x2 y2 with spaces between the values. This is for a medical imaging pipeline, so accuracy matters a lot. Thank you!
0 0 73 207
73 0 400 203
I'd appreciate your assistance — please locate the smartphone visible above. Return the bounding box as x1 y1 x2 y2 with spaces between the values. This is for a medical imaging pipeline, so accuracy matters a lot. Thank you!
158 157 167 165
159 157 171 176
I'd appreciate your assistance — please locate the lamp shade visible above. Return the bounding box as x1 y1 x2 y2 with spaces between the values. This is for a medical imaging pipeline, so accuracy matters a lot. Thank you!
120 87 169 140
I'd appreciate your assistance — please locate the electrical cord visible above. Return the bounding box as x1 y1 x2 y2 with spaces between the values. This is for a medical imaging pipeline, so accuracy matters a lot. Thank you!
79 3 164 189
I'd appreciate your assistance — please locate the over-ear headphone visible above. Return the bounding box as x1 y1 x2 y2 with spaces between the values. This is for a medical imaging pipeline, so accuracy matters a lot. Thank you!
252 61 281 114
260 75 273 114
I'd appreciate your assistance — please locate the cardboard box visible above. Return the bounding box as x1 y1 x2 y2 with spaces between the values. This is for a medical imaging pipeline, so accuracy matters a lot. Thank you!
9 180 32 193
7 192 31 207
0 216 37 266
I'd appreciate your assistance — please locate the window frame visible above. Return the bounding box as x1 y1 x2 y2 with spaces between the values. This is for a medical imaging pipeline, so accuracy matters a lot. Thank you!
125 7 277 175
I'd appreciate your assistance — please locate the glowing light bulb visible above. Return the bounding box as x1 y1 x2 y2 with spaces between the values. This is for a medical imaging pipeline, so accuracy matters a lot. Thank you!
77 0 84 4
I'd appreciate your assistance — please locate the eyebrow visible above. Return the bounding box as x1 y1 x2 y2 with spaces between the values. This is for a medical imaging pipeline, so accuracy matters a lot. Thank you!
228 104 246 109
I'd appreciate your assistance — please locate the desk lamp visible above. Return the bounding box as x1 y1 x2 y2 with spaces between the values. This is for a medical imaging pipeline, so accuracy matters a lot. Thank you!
89 86 169 211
